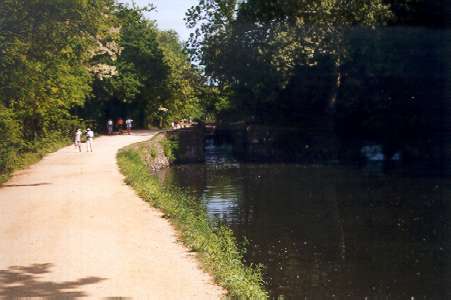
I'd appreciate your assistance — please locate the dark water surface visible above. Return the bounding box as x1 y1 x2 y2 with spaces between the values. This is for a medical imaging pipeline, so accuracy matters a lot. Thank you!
159 142 450 299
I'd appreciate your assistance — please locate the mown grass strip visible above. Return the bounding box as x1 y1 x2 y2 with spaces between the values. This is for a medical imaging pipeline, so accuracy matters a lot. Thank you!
117 141 268 299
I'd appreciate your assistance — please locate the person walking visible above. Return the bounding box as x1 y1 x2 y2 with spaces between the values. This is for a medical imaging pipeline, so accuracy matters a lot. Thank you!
125 118 133 135
86 128 94 152
74 129 82 152
107 119 113 135
116 118 124 134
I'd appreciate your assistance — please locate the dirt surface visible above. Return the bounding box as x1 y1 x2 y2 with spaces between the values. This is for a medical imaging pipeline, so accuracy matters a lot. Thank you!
0 131 224 299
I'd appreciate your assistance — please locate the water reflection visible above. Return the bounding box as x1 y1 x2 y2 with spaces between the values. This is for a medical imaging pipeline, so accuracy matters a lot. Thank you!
160 154 450 299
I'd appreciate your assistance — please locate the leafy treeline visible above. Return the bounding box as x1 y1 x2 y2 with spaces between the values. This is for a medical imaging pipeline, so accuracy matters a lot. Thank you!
0 1 203 176
84 3 204 129
186 0 448 161
0 0 113 174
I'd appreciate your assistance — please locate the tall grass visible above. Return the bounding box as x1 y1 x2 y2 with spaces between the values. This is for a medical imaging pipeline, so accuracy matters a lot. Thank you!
117 142 268 299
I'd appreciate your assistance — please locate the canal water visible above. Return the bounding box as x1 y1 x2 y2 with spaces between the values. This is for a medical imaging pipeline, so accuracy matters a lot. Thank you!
159 139 450 299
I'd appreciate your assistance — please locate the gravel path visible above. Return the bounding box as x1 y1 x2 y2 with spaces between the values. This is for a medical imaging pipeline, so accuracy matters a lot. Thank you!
0 131 223 299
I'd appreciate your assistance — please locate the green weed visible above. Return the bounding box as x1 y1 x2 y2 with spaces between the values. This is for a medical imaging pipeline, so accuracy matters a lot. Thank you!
160 137 179 163
149 146 157 159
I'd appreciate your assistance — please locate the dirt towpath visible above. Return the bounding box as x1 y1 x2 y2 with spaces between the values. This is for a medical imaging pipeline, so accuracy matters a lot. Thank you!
0 131 223 299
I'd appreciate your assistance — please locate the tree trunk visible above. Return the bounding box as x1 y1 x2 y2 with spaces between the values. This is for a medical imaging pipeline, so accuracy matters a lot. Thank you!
328 57 342 113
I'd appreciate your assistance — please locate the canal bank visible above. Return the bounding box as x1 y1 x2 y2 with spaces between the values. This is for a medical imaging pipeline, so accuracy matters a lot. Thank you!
117 130 268 299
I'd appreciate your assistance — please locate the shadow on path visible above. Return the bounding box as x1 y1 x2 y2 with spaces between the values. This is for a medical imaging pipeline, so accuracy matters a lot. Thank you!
0 263 106 299
2 182 51 188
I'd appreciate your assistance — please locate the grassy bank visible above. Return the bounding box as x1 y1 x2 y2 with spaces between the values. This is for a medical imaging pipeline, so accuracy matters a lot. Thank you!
0 135 71 184
117 135 268 299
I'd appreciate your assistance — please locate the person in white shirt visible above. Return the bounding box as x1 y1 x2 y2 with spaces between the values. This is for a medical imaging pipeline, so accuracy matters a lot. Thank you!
86 128 94 152
74 129 82 152
107 119 113 135
125 118 133 135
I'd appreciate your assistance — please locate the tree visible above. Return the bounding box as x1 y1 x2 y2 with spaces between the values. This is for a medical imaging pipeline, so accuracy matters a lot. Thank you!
0 0 117 144
85 3 204 129
186 0 392 121
156 30 203 123
84 3 166 127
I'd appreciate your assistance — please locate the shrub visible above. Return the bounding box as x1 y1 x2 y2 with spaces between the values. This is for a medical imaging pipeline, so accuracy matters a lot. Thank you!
160 137 179 163
0 105 22 175
0 104 73 184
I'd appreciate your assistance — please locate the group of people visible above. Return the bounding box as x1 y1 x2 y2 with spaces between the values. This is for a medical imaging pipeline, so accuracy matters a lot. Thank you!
74 117 133 153
74 128 94 152
107 118 133 135
171 119 192 129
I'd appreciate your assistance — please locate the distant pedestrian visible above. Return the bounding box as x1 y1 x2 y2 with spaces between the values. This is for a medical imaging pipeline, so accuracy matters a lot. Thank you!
125 118 133 135
86 128 94 152
74 129 82 152
107 119 113 135
116 118 124 134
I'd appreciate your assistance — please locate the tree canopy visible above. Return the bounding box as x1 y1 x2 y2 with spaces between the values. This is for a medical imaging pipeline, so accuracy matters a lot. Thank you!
84 3 204 128
186 0 448 161
0 0 119 172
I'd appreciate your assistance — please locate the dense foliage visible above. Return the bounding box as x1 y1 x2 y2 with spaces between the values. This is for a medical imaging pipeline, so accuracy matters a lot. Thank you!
84 4 204 129
186 0 448 162
0 0 117 175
